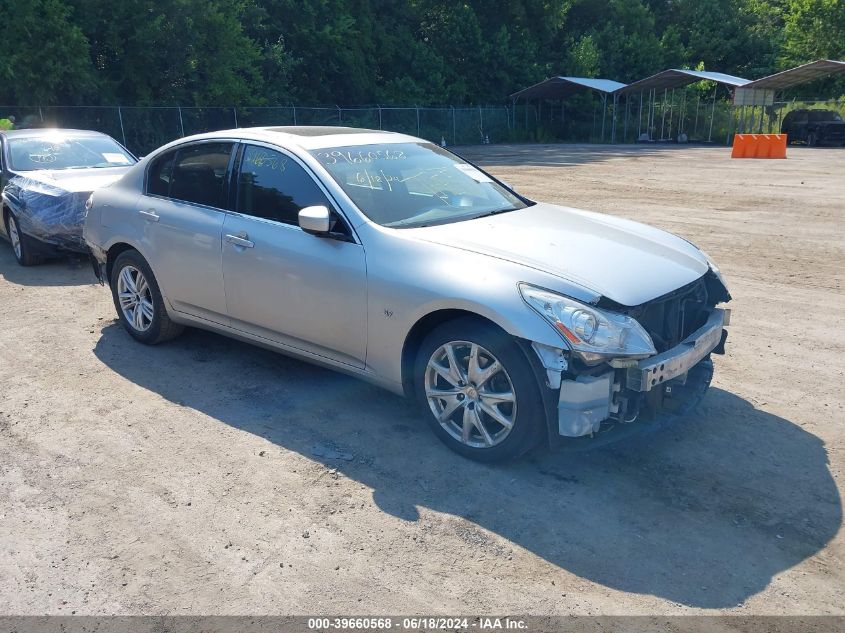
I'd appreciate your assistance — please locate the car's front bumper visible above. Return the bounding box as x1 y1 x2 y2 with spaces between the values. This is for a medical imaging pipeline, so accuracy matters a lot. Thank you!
556 307 728 437
624 308 728 392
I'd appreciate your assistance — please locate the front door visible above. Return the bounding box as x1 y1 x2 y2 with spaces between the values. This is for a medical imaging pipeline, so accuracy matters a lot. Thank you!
222 144 367 367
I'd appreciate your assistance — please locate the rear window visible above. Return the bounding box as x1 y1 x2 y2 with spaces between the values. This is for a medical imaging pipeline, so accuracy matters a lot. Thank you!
167 143 234 208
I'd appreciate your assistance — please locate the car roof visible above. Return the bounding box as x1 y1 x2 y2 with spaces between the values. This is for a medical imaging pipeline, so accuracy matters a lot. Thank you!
163 126 422 151
1 128 114 139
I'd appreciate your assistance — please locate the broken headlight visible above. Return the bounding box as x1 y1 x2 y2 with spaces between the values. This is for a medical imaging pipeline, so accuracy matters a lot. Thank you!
519 284 656 362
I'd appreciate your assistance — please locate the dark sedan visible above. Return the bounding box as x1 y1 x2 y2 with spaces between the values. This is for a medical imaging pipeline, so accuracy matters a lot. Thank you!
0 128 136 265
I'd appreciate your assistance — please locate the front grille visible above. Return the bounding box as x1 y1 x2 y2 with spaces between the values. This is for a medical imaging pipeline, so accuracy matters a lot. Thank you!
601 276 711 353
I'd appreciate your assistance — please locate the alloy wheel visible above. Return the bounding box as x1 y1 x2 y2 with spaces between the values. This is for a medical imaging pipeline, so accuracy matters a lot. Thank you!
117 265 154 332
424 340 516 449
8 216 21 259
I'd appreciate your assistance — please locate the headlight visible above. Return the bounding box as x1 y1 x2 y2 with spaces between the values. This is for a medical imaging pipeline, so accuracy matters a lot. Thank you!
519 284 656 361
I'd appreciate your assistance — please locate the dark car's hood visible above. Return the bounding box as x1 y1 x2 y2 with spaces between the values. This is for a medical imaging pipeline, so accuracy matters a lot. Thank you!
9 166 130 193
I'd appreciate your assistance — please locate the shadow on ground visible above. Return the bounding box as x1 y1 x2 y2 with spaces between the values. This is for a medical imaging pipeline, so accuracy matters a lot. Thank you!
93 323 840 609
0 245 94 287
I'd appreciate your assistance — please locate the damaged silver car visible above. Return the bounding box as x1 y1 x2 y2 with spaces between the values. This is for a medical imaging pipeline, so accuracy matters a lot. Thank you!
1 129 136 265
83 127 731 462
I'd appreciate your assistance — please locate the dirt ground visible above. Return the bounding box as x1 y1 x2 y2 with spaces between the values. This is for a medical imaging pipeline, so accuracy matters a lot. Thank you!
1 144 843 616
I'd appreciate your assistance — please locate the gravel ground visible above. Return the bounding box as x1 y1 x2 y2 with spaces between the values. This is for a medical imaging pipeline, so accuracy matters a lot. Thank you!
0 144 842 615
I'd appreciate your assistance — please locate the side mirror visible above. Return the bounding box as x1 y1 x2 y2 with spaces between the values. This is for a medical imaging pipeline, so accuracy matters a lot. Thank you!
298 205 331 235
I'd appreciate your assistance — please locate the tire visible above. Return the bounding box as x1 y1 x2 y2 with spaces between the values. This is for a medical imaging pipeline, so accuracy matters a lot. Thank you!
5 212 41 266
110 249 184 344
415 317 545 463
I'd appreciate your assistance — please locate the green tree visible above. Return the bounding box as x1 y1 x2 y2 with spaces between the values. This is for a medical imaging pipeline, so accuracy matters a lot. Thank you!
783 0 845 62
0 0 94 104
68 0 264 105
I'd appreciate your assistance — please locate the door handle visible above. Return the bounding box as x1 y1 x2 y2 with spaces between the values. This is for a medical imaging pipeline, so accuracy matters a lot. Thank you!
225 233 255 249
139 208 159 222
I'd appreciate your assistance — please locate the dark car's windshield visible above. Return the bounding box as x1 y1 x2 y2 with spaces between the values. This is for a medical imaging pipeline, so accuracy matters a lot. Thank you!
8 134 136 171
809 111 844 122
310 142 529 227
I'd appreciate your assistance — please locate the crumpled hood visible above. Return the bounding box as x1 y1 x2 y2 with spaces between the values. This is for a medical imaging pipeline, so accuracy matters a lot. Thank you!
11 167 129 193
406 202 710 306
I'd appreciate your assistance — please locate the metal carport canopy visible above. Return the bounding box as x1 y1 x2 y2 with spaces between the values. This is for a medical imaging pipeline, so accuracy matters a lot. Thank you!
739 59 845 90
616 69 750 94
510 76 627 100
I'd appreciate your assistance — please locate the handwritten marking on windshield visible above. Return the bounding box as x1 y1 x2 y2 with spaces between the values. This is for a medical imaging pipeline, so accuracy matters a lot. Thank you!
316 149 406 165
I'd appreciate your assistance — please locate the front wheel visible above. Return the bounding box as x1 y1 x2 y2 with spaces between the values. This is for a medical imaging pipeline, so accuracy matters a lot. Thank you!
5 212 41 266
110 249 184 344
415 317 545 462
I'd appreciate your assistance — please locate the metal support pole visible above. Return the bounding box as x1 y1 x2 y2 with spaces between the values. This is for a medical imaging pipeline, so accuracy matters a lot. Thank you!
725 110 736 145
38 106 44 122
416 106 420 136
336 105 341 124
660 89 667 140
693 95 700 138
707 85 717 142
233 107 238 128
178 106 185 137
117 106 127 148
623 94 629 143
452 106 456 145
600 94 607 142
478 105 483 142
668 89 675 140
637 91 643 139
611 93 618 143
649 89 656 140
292 104 297 125
378 105 382 130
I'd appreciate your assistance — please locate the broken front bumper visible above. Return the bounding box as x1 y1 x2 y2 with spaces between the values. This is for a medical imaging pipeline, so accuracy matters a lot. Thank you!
625 308 728 392
556 307 728 437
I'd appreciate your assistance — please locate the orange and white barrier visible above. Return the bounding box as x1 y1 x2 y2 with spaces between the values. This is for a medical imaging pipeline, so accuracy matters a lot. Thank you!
731 134 787 159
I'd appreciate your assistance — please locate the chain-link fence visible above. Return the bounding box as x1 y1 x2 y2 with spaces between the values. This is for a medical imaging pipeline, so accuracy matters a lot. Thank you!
4 99 840 155
533 91 845 145
0 105 538 156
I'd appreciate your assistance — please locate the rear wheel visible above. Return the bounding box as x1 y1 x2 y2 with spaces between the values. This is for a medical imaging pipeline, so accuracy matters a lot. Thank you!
415 317 544 462
5 212 41 266
110 249 184 344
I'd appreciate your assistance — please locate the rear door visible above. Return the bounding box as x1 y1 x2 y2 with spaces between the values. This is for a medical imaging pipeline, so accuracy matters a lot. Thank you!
138 141 234 325
221 143 367 367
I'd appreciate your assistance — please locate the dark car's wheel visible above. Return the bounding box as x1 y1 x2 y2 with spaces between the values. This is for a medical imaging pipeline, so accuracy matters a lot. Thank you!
110 249 184 344
415 317 545 462
5 212 41 266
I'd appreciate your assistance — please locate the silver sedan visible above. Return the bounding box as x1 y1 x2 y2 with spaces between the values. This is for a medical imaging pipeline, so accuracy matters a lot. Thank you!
83 127 731 462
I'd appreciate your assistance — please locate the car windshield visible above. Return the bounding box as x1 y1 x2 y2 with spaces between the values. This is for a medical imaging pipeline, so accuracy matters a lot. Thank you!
310 142 529 227
809 111 843 122
8 134 135 171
